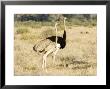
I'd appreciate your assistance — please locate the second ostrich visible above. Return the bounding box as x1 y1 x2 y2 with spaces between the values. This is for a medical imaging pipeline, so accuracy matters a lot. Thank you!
33 17 67 69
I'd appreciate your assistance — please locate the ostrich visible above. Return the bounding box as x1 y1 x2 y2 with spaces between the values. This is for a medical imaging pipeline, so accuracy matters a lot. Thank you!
33 17 67 69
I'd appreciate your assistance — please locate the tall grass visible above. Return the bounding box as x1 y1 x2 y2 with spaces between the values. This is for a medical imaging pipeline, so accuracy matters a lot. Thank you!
15 21 42 28
14 20 97 76
16 27 29 34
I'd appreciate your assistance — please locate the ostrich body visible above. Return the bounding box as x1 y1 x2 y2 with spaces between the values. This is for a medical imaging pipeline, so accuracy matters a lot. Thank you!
33 18 67 69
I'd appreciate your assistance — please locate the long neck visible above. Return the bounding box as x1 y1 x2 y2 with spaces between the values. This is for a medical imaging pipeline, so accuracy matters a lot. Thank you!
63 30 66 41
55 24 57 45
63 19 66 40
64 19 66 31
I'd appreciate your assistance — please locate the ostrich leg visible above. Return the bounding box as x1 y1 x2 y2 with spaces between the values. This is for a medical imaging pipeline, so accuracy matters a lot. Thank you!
53 49 58 64
53 44 60 64
42 48 54 69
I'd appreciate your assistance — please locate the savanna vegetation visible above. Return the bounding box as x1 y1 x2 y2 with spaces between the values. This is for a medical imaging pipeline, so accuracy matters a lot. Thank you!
14 14 97 76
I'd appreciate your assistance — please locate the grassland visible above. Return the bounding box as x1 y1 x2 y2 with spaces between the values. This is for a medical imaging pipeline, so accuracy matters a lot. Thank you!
14 21 97 76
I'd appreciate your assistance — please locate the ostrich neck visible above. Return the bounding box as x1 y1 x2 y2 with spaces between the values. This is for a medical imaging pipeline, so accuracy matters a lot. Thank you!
55 25 58 45
63 30 66 41
64 19 66 31
63 19 66 41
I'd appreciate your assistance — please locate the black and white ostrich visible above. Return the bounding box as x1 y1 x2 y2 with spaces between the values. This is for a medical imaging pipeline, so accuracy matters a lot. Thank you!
33 17 67 69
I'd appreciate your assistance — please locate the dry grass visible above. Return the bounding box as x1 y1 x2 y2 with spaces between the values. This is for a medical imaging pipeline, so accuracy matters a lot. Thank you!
14 21 97 76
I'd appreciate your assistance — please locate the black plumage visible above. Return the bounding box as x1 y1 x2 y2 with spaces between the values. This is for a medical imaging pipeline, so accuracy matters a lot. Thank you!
33 30 66 54
46 30 66 49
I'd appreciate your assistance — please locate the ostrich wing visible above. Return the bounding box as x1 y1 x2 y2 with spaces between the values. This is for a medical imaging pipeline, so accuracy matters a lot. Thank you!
33 39 56 54
44 42 56 52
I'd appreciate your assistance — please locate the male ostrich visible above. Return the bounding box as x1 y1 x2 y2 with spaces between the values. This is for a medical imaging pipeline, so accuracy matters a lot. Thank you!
33 17 67 69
